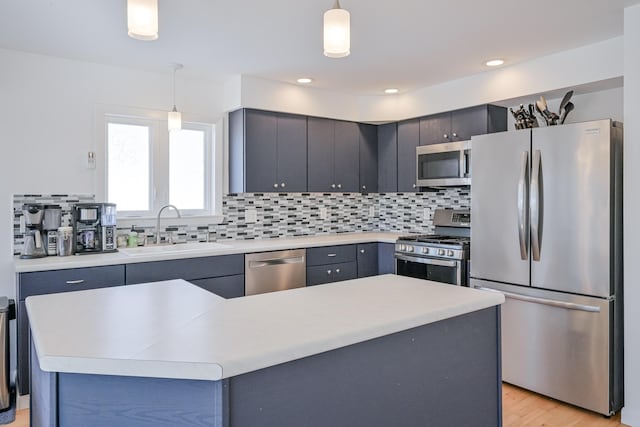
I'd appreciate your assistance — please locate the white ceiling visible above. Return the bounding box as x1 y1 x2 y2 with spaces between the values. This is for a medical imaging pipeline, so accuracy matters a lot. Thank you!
1 0 639 95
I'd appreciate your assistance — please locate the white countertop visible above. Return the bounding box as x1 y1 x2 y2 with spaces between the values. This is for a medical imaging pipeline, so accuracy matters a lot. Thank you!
27 276 504 381
15 232 404 273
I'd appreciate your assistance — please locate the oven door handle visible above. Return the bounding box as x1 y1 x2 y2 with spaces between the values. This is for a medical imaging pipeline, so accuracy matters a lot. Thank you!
394 254 458 268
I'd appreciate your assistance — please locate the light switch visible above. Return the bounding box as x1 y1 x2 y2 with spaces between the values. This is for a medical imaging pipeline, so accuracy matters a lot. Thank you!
245 209 257 223
369 206 375 217
87 151 96 169
320 207 328 220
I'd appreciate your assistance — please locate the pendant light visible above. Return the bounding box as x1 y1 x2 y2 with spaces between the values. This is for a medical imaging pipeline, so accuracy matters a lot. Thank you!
127 0 159 41
168 64 183 132
323 0 350 58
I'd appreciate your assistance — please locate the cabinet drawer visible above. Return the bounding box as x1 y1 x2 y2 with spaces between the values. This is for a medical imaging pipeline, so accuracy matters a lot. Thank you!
307 261 357 286
306 245 356 266
189 274 245 299
18 265 125 300
126 254 244 285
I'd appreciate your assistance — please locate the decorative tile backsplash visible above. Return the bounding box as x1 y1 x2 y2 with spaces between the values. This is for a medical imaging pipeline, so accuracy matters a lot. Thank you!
12 189 470 254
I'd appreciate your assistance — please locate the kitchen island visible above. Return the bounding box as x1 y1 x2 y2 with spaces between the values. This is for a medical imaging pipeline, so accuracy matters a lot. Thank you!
27 275 504 427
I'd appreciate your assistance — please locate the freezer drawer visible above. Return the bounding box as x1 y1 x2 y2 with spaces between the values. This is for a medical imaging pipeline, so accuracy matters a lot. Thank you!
471 279 617 415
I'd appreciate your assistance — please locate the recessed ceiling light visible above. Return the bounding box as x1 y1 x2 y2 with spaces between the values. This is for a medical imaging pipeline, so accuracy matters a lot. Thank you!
485 59 504 67
297 78 313 84
384 88 399 94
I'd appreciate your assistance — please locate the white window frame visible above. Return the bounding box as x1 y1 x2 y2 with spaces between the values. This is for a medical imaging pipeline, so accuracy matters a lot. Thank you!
95 105 224 225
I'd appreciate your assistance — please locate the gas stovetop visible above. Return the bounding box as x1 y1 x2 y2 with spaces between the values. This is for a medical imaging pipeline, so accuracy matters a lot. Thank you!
395 234 470 260
397 234 470 246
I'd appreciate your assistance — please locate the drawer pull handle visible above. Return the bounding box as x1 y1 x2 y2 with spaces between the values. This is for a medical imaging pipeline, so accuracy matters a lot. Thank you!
65 280 85 285
327 253 337 257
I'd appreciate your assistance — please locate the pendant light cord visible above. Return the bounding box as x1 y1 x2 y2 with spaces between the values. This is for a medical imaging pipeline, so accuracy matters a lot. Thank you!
171 63 183 111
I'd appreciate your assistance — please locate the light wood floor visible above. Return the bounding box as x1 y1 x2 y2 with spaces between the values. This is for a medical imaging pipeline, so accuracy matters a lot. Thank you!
6 384 629 426
503 383 628 427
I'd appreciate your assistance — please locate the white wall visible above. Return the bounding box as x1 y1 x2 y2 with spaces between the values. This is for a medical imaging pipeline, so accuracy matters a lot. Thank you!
0 48 225 302
231 37 623 123
623 5 640 426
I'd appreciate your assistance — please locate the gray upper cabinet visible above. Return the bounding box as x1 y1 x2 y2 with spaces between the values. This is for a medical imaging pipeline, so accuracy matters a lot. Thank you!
308 117 359 192
229 109 307 193
377 123 398 193
358 123 378 193
420 105 507 146
397 118 420 192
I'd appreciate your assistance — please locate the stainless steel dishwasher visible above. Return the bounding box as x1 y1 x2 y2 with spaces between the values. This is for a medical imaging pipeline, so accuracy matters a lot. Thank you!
245 249 306 295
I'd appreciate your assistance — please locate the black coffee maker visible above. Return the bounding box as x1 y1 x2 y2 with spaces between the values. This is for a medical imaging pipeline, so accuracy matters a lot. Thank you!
72 203 117 254
21 204 47 259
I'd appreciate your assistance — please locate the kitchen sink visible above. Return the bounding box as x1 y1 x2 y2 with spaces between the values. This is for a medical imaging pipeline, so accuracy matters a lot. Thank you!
120 242 233 256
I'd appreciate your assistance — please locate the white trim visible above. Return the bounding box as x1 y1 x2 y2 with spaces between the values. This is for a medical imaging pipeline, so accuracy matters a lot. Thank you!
94 104 223 220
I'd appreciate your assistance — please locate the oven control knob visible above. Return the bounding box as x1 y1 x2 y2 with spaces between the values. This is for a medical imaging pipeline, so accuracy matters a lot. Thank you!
447 250 454 257
399 244 405 251
422 247 429 254
438 249 445 256
408 246 415 252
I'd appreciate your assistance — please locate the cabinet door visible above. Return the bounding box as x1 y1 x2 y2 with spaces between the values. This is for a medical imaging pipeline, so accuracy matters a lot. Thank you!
245 110 278 192
18 265 125 299
276 114 307 192
420 112 451 145
334 121 359 192
451 106 488 141
307 265 336 286
377 123 398 192
308 117 335 192
332 261 358 282
358 124 378 193
307 245 356 266
378 243 396 275
126 254 244 284
190 274 245 299
397 119 420 192
357 243 378 278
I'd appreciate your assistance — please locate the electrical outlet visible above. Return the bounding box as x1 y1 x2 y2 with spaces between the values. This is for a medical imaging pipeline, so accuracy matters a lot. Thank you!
319 207 328 220
245 209 257 223
369 206 375 217
423 208 430 220
87 151 96 169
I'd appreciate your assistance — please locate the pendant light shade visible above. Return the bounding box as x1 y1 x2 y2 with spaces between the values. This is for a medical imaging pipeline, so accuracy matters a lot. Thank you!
323 0 350 58
168 64 183 132
168 107 182 132
127 0 159 41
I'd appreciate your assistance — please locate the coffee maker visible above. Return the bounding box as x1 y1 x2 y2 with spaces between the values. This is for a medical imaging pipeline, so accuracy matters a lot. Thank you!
43 204 62 256
20 204 47 259
72 203 117 254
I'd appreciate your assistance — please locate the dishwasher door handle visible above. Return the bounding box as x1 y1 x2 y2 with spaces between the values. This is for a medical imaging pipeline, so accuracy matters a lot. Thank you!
248 256 305 268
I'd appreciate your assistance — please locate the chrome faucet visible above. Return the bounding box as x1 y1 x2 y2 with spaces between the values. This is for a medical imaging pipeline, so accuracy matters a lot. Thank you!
155 205 182 244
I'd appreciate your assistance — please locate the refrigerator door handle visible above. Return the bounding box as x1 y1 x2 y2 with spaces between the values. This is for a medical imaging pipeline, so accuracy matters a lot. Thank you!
530 149 542 261
475 287 601 313
517 151 529 260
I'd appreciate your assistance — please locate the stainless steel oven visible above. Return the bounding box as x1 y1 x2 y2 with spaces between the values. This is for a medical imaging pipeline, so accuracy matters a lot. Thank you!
395 252 467 285
416 140 471 187
394 209 471 286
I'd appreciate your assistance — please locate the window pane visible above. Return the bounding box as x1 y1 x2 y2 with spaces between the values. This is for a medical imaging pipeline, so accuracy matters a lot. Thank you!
107 123 150 211
169 129 205 210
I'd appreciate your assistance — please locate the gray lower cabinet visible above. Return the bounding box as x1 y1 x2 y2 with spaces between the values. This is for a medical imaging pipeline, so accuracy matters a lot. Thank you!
306 245 357 286
17 265 126 395
356 243 378 278
189 274 245 299
126 254 245 299
307 262 358 286
378 242 396 275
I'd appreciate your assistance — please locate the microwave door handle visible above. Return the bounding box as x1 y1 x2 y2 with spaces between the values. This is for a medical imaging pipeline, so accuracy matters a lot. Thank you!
460 150 466 178
517 151 529 260
530 149 542 262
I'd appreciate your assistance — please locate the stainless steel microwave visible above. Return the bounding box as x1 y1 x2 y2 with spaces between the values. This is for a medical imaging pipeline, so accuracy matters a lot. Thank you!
416 140 471 187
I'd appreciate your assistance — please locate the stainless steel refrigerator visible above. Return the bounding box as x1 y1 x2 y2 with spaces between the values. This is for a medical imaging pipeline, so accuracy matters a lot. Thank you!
470 119 623 415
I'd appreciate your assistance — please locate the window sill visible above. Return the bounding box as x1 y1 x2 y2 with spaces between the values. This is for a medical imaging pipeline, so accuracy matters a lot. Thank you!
116 214 225 229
